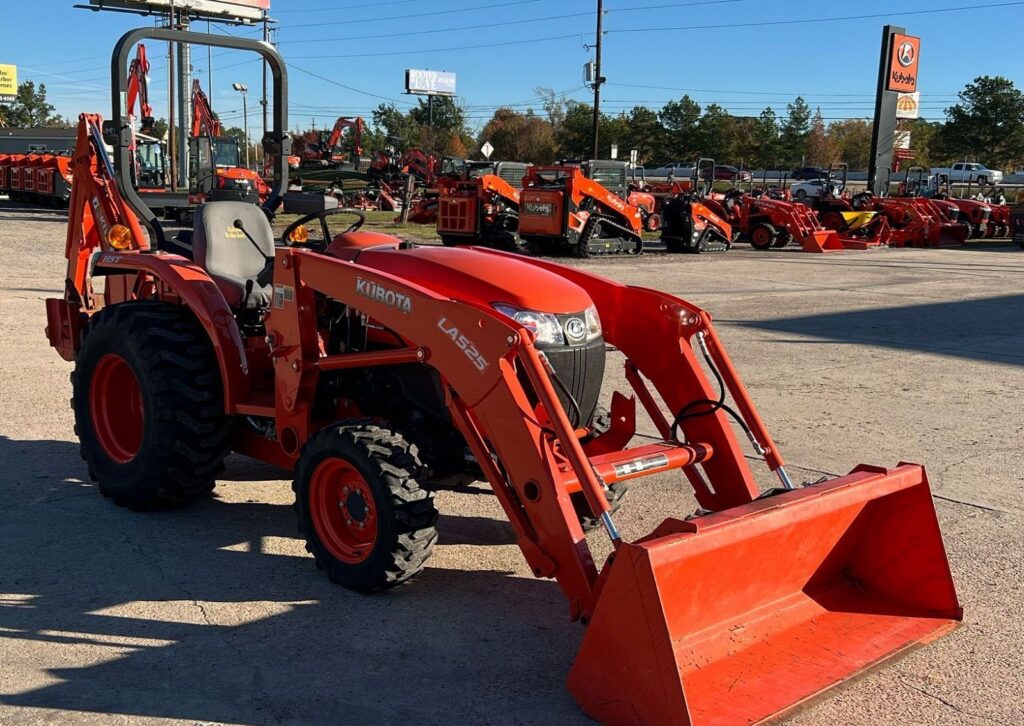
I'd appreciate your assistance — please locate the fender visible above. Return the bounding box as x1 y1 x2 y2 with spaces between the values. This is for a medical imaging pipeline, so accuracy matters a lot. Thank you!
92 251 250 409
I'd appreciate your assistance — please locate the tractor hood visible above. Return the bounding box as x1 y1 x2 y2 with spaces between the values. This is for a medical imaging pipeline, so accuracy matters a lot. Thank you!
349 244 593 314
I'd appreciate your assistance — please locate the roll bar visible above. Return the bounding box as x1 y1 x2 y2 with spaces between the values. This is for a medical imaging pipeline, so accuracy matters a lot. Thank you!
109 28 290 242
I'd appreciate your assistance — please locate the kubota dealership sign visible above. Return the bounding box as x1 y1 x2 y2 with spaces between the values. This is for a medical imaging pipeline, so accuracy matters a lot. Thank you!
887 33 921 93
0 64 17 104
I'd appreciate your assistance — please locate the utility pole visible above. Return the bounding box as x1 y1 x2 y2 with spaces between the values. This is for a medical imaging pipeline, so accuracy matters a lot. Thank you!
233 83 249 169
591 0 604 160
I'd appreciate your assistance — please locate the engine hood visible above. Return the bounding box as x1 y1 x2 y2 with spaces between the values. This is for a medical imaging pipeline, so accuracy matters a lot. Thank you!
351 244 593 314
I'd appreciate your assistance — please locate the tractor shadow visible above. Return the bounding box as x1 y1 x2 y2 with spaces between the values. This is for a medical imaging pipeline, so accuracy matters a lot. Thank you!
735 293 1024 367
0 437 585 725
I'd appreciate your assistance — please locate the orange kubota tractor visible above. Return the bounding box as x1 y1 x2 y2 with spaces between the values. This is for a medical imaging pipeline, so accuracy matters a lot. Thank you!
436 159 527 250
519 163 646 256
190 78 270 205
46 27 962 726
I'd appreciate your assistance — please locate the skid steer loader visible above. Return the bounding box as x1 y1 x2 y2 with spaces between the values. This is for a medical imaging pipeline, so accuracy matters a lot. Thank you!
518 164 645 256
436 160 527 250
45 27 961 726
653 159 733 253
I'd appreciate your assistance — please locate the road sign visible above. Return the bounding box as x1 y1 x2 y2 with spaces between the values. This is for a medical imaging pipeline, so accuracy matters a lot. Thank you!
629 149 638 167
896 92 920 119
0 64 17 104
481 141 494 160
610 144 618 160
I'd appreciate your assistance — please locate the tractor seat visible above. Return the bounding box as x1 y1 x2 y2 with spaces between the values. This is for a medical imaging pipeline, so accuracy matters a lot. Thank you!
192 202 274 309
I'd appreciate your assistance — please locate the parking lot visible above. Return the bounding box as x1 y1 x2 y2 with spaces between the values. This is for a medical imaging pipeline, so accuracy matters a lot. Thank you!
1 201 1022 725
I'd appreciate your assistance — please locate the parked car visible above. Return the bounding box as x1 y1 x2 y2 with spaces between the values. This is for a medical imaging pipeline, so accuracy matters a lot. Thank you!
929 162 1003 185
647 161 692 178
791 178 843 201
711 165 752 182
792 166 834 180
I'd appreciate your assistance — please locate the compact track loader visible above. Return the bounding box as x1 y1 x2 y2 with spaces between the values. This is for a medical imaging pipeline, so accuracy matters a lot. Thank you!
518 164 645 256
45 28 962 726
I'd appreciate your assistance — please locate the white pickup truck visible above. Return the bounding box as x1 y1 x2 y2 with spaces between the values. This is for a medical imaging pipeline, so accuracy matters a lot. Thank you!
929 162 1003 185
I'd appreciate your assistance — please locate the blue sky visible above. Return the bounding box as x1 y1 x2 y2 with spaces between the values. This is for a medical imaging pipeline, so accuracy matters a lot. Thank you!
4 0 1023 135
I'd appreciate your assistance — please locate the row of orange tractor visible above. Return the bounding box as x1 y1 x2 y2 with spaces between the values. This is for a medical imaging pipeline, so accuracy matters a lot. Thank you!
363 154 1016 257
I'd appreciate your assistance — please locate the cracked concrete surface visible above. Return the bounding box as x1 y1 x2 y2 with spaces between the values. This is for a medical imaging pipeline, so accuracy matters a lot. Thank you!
1 201 1022 725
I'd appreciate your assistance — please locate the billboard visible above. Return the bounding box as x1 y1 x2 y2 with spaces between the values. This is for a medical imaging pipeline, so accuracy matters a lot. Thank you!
887 33 920 93
896 92 920 119
405 69 456 97
0 64 16 104
86 0 268 21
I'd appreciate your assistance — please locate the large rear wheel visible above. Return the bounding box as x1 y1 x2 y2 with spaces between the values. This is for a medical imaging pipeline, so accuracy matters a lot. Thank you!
749 222 777 250
293 422 438 592
72 301 231 509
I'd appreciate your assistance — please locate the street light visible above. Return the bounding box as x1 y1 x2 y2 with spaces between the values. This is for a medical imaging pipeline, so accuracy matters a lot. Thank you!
232 82 249 169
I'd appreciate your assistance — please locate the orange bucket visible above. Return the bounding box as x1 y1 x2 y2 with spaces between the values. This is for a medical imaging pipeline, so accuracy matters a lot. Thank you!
568 463 960 726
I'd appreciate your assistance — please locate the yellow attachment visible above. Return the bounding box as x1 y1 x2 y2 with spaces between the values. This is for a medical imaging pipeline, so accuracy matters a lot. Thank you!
841 211 877 231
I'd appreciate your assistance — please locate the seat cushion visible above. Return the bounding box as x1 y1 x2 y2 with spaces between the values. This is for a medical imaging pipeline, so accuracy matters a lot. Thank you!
191 202 274 308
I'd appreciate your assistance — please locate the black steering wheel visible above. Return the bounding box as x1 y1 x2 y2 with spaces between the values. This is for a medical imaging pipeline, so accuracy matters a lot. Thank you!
281 208 367 249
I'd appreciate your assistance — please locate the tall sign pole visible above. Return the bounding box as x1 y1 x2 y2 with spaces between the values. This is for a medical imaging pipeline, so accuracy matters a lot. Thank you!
868 25 921 195
591 0 604 160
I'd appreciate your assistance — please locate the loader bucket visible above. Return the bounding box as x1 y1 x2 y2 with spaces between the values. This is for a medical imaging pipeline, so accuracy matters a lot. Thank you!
568 464 960 726
798 229 845 253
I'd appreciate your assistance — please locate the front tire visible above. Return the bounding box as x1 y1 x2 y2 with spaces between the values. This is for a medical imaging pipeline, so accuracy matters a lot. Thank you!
72 301 231 509
293 422 438 592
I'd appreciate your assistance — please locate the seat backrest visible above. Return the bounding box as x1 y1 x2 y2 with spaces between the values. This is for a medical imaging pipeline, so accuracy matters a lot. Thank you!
192 202 274 290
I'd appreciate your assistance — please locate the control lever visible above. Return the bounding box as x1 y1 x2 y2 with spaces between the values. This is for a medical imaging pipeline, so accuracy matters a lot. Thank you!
233 218 276 289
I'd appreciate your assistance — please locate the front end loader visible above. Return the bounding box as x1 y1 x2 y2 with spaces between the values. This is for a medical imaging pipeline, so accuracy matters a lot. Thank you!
654 159 732 253
519 164 645 256
45 26 962 726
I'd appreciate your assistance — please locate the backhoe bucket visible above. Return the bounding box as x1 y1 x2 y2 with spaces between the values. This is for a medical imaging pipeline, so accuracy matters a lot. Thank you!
568 464 960 726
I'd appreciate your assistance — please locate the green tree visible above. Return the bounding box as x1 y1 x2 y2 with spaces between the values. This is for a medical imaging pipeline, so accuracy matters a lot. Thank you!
557 101 596 159
778 96 811 167
904 119 939 169
933 76 1024 168
695 103 735 161
0 80 67 127
622 105 664 164
534 86 568 130
732 108 780 168
658 95 701 162
478 107 556 163
827 119 872 169
804 108 836 166
149 117 168 141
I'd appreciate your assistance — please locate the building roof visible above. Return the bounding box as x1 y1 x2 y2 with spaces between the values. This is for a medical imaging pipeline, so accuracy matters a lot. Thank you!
0 127 76 139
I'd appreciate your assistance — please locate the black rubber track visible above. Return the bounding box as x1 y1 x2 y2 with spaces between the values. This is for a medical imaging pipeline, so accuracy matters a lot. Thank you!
293 421 438 592
72 301 232 510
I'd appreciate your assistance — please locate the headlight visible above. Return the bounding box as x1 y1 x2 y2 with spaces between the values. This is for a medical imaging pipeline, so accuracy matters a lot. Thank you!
584 305 601 342
493 304 565 345
493 303 603 346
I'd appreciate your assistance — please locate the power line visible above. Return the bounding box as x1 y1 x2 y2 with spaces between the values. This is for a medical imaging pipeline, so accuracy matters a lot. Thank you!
284 0 545 29
287 32 589 59
278 10 592 43
609 1 1024 34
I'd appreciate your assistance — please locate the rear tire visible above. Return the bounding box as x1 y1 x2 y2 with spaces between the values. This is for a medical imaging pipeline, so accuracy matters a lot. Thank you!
72 301 231 509
293 421 438 592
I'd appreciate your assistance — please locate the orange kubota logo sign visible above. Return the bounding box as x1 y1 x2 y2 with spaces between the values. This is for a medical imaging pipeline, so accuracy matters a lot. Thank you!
887 33 921 93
